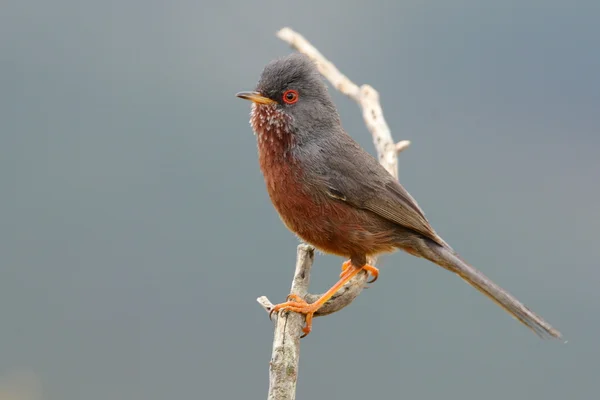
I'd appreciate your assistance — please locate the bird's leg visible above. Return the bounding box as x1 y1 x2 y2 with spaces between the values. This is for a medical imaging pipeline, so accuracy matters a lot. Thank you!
270 263 370 337
340 260 379 283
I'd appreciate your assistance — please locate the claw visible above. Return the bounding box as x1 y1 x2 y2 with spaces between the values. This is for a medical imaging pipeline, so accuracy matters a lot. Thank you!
363 265 379 283
300 313 313 338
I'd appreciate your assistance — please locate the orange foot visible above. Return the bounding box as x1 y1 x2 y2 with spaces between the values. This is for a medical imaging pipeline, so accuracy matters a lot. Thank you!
270 262 367 338
270 294 316 338
340 260 379 283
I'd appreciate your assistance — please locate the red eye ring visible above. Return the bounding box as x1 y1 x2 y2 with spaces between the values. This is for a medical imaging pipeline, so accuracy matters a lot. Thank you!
282 89 299 104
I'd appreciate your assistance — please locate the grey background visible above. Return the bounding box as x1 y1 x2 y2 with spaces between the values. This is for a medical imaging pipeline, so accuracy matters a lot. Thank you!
2 0 599 399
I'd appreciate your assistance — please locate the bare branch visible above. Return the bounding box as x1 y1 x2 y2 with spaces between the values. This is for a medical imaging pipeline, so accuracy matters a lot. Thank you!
259 244 372 400
396 140 411 153
259 27 411 400
263 244 312 400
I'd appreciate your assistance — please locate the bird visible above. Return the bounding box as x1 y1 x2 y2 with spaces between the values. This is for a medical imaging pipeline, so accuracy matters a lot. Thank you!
236 53 561 339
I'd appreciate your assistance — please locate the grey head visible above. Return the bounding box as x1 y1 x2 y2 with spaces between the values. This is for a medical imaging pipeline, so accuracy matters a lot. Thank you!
236 53 341 143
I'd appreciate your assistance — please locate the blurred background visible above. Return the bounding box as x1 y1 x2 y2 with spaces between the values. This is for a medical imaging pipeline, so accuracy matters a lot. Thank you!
2 1 599 399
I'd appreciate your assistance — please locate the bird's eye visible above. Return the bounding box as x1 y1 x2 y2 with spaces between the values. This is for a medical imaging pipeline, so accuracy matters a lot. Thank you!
282 89 299 104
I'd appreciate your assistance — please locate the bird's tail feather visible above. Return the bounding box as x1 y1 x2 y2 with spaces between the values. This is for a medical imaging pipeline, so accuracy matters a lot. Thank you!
422 241 562 339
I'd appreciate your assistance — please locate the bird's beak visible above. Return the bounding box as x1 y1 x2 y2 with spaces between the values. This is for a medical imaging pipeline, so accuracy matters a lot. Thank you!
236 91 276 105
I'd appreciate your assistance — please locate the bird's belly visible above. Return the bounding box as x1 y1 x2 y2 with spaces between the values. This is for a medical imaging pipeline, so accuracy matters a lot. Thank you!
264 171 398 257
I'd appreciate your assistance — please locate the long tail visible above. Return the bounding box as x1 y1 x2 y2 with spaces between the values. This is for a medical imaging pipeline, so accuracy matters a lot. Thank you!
418 239 562 339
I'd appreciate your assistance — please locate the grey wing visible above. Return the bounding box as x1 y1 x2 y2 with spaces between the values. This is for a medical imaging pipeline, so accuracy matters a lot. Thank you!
316 135 445 246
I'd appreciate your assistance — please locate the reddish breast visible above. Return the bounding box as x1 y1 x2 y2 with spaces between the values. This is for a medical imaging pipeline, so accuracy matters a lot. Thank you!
250 104 330 242
251 104 313 231
249 104 398 257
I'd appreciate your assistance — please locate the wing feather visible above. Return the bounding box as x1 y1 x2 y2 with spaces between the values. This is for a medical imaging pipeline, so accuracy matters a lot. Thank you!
315 135 445 246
